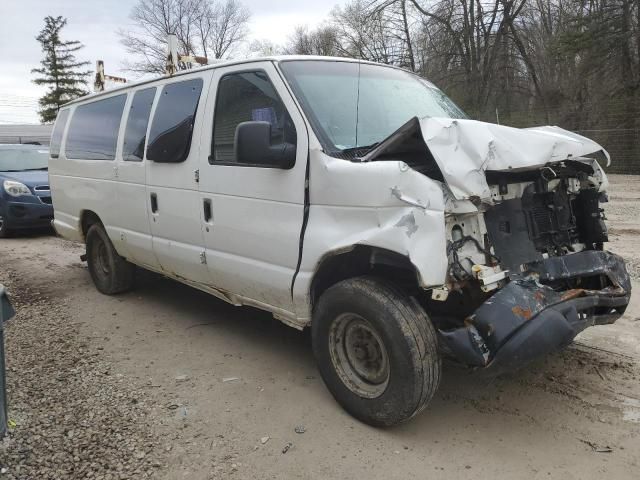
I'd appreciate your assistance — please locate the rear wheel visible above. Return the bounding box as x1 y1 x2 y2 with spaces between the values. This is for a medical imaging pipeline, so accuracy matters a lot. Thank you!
86 224 135 294
312 276 441 426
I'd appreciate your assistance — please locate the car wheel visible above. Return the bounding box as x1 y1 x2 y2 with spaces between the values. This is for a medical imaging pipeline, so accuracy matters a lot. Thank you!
85 224 135 294
312 276 441 427
0 213 11 238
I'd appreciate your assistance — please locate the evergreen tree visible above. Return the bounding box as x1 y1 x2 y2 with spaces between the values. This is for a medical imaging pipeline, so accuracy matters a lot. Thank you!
32 16 90 123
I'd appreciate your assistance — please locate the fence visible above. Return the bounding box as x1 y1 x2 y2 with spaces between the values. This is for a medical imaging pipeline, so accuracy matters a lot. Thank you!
0 124 53 146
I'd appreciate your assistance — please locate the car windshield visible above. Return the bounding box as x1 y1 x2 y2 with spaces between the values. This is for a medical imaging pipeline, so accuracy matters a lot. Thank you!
279 60 466 157
0 147 49 172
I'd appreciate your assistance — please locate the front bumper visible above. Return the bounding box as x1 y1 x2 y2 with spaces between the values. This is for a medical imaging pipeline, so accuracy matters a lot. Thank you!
440 250 631 373
2 198 54 229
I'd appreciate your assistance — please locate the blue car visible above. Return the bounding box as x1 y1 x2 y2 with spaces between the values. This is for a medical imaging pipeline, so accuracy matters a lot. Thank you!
0 144 54 237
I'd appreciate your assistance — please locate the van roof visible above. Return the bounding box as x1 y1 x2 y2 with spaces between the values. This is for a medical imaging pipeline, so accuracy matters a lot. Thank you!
62 55 402 107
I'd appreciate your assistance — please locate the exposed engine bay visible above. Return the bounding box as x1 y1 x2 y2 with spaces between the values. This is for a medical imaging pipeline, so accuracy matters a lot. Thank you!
435 161 630 372
445 159 609 286
484 160 608 272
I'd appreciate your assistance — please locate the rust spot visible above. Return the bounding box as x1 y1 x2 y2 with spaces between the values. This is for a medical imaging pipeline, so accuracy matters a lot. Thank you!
560 289 585 301
512 305 533 320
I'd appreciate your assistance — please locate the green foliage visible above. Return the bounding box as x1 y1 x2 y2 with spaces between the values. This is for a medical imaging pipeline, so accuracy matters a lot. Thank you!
31 16 90 123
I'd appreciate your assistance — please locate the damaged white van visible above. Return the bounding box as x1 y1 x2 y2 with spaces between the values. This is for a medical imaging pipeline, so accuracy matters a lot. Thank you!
49 57 631 426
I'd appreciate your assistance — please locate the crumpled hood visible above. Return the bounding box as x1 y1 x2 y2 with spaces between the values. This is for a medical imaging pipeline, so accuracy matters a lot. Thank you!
419 117 609 200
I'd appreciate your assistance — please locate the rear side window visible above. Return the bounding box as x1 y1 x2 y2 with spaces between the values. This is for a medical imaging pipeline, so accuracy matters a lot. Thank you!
146 78 203 163
122 87 156 162
66 95 127 160
211 71 296 164
50 109 70 158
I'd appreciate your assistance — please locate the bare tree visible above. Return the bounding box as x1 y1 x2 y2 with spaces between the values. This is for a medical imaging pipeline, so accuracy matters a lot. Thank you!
206 0 251 59
284 25 340 56
119 0 250 74
331 0 410 66
293 0 639 170
246 39 282 58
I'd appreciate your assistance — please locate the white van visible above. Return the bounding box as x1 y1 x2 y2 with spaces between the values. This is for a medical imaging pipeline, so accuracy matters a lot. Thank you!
49 56 630 426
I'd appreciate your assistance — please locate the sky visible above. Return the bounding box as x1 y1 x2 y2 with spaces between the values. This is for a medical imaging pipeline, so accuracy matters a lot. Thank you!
0 0 343 124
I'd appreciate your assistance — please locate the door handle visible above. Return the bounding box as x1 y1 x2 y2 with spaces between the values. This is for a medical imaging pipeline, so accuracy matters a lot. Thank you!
150 193 158 213
203 198 212 223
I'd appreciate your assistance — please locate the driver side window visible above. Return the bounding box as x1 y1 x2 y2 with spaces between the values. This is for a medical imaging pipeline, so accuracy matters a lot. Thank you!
211 70 296 166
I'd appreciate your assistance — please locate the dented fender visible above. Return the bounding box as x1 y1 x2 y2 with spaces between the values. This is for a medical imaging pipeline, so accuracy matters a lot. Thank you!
292 151 449 319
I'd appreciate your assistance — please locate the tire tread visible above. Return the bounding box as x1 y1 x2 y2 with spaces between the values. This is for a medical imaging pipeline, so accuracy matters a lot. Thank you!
312 275 441 426
86 224 135 294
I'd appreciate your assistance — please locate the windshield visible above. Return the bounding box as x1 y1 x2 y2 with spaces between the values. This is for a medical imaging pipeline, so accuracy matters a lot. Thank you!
279 60 466 156
0 147 49 172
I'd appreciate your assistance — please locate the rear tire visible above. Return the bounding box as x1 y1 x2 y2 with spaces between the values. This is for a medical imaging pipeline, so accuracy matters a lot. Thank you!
86 224 135 294
312 276 441 427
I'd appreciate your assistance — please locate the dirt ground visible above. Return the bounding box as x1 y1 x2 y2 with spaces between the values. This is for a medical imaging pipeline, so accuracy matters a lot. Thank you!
0 174 639 479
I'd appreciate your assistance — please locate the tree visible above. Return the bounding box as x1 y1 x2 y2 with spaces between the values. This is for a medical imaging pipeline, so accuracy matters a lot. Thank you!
246 39 282 58
31 16 90 123
119 0 251 74
331 0 406 65
324 0 639 172
284 25 340 56
203 0 251 59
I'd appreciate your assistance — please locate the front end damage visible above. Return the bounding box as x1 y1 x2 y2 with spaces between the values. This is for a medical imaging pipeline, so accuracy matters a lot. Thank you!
440 251 630 372
362 116 632 372
438 160 631 372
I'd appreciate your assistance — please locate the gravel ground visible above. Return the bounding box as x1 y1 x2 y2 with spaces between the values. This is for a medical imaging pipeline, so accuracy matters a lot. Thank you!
604 175 640 281
0 266 163 479
0 174 638 479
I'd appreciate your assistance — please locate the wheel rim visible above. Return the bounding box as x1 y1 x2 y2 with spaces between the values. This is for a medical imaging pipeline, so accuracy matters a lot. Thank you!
328 313 390 398
92 237 111 277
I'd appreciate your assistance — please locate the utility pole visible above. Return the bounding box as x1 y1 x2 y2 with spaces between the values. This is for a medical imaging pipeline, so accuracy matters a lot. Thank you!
94 60 127 92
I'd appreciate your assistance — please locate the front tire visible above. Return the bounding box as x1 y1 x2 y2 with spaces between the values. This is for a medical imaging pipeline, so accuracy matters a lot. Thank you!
86 224 135 294
312 276 441 427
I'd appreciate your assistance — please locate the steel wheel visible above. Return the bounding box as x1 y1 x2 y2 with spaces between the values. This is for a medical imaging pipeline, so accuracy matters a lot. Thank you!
312 276 442 426
328 313 390 398
93 240 111 277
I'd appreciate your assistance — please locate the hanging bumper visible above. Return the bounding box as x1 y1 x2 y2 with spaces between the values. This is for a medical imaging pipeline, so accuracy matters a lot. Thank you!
440 250 631 373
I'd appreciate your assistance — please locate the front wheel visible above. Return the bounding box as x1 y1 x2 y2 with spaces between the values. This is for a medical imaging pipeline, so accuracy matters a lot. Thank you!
86 224 135 294
312 276 441 427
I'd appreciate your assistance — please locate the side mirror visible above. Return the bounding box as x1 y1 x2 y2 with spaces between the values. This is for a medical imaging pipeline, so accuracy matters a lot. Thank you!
234 121 295 169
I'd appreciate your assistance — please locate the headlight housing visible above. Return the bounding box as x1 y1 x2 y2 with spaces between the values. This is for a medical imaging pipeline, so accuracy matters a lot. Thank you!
3 180 32 197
